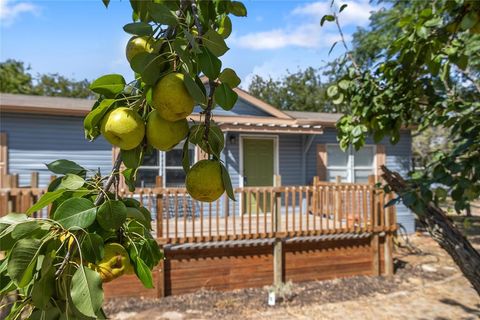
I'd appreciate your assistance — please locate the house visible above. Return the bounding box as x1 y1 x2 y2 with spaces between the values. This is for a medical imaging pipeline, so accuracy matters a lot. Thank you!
0 90 414 232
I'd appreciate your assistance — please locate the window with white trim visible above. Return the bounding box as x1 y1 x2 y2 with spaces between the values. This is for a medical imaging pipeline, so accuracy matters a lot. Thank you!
136 142 195 188
326 145 375 183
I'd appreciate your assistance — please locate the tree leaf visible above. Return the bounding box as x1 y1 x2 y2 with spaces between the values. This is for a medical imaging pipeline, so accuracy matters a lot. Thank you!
339 4 348 12
219 68 241 88
70 266 104 318
183 73 206 104
133 257 153 288
214 83 238 110
26 189 66 215
11 220 43 239
320 14 335 26
228 1 247 17
130 52 169 85
46 159 86 176
59 174 85 190
31 259 55 309
122 146 143 169
198 47 222 79
220 163 235 201
81 233 104 264
102 0 110 8
202 29 229 57
84 99 115 141
123 22 153 36
148 2 178 25
53 198 97 230
122 168 138 192
327 85 339 98
217 15 232 39
96 200 127 230
7 238 42 287
328 41 338 55
90 74 126 97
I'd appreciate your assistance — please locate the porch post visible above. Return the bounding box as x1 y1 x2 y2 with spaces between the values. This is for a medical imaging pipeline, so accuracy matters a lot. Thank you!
273 175 284 287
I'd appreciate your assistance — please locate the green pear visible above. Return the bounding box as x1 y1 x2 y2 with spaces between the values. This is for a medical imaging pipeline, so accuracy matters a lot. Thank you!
125 36 154 62
101 107 145 150
186 160 225 202
146 110 188 151
152 73 195 121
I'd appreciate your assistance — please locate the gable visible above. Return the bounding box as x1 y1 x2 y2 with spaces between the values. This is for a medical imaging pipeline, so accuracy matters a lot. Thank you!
193 97 272 117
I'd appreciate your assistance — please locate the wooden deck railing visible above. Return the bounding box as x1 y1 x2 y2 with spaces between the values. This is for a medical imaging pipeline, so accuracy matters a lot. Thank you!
0 176 396 245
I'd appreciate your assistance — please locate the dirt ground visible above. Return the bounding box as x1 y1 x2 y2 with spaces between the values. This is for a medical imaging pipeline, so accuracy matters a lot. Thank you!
106 221 480 320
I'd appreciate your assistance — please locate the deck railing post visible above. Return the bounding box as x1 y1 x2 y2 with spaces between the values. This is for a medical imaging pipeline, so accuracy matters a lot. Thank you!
368 175 380 276
273 175 284 287
384 193 394 277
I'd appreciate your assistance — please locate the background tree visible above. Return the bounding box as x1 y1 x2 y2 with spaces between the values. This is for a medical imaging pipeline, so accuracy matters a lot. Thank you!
321 0 480 294
0 59 94 98
248 67 347 113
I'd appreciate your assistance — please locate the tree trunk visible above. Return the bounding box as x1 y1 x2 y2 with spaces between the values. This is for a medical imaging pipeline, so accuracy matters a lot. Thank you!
381 165 480 296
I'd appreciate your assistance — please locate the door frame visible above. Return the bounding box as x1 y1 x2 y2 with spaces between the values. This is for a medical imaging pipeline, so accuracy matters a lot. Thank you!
239 134 279 188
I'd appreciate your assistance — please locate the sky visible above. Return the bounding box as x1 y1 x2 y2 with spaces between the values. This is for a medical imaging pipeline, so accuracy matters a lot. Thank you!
0 0 380 89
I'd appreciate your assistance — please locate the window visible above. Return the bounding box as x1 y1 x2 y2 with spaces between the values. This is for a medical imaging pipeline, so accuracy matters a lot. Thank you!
326 145 375 183
136 142 195 188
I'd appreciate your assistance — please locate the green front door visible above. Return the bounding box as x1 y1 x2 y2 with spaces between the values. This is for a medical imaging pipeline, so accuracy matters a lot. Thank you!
243 138 274 213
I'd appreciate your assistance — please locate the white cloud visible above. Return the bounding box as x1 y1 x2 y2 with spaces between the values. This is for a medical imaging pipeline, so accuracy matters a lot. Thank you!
233 0 377 51
292 0 377 27
0 0 39 27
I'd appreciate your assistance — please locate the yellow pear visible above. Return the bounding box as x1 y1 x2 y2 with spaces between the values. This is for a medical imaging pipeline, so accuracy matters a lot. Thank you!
146 110 188 151
94 243 134 282
125 36 154 62
152 73 195 121
101 107 145 150
186 160 225 202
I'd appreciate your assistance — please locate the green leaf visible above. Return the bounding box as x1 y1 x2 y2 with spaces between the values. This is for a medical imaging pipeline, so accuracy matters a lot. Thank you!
123 22 153 36
0 212 28 226
320 14 335 26
11 220 43 239
220 163 235 201
202 29 229 57
7 238 42 287
148 2 178 25
327 85 339 98
198 47 222 79
328 41 338 55
102 0 110 8
46 159 86 176
339 4 348 12
130 52 169 85
228 1 247 17
219 68 241 88
214 83 238 110
134 257 154 288
460 11 478 30
182 137 190 173
217 15 232 38
122 146 143 169
84 99 115 141
59 174 85 190
96 200 127 230
183 74 207 104
53 198 97 230
81 233 104 264
70 266 104 318
90 74 126 97
31 260 55 309
26 189 66 215
189 124 224 159
122 168 138 192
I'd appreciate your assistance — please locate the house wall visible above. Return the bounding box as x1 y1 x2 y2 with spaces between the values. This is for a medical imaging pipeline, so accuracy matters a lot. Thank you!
224 128 415 233
0 113 112 187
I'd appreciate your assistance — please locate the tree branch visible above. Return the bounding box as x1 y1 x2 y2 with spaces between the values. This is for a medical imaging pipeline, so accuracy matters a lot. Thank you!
94 152 122 206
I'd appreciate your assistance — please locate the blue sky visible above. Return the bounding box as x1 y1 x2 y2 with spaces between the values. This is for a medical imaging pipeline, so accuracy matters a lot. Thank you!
0 0 380 88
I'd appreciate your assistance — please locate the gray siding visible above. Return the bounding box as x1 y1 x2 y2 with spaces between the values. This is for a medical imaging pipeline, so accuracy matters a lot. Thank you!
1 113 112 187
224 128 415 233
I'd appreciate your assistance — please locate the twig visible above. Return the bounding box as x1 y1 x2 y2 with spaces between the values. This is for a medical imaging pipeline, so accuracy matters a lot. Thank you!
204 80 217 144
94 152 122 206
333 12 360 72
